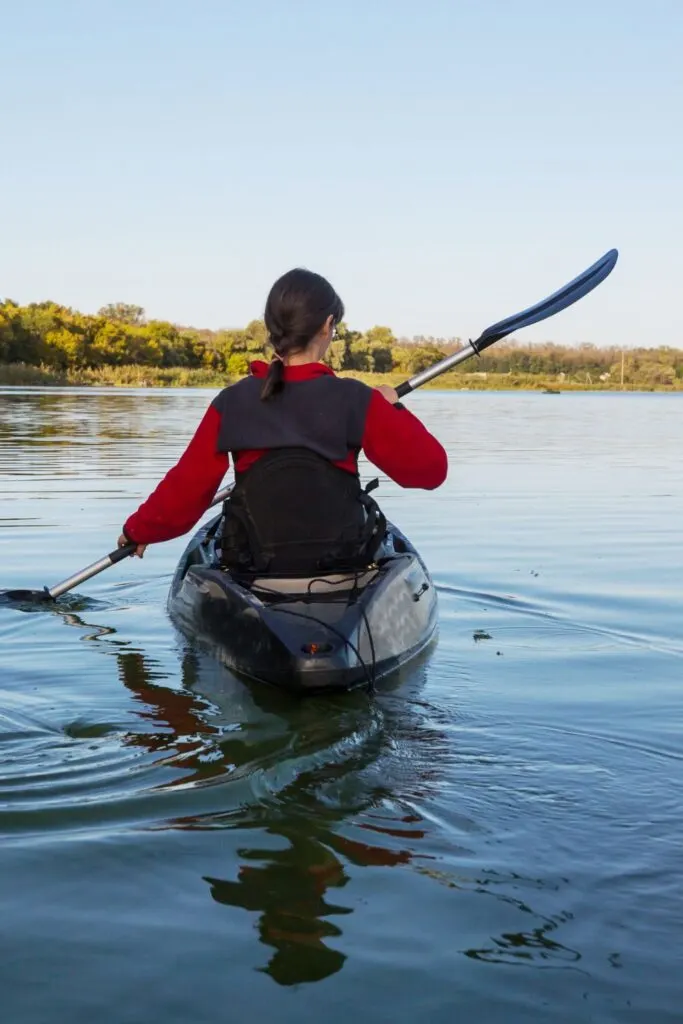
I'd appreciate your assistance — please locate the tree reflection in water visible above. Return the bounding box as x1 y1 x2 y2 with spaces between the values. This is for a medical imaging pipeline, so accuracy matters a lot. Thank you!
34 604 581 986
113 643 436 984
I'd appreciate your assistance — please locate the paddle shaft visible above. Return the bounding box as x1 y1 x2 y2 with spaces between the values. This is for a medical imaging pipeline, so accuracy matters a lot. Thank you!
47 543 139 599
46 484 235 599
396 342 479 397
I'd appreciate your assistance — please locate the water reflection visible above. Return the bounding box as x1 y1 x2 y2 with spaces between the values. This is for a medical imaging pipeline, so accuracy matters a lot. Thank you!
201 810 427 985
1 595 436 983
117 650 224 786
464 918 580 968
115 638 443 984
144 651 434 985
0 593 611 988
205 839 352 984
0 388 205 481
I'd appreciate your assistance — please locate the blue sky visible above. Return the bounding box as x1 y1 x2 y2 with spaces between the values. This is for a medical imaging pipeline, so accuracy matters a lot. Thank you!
1 0 681 347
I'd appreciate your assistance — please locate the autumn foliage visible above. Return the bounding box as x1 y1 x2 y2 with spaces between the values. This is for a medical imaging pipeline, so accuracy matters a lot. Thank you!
1 298 681 387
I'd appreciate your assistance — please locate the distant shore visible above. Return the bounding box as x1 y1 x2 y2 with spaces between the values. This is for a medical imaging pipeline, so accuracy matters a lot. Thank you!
0 362 681 392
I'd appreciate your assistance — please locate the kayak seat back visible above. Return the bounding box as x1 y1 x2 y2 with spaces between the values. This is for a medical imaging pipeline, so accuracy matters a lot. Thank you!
220 447 386 575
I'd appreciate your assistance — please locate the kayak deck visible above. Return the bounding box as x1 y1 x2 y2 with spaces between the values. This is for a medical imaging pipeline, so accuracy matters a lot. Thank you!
168 516 438 694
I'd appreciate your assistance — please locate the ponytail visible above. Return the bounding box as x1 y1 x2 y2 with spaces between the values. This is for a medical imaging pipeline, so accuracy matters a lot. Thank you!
261 268 344 401
260 357 285 401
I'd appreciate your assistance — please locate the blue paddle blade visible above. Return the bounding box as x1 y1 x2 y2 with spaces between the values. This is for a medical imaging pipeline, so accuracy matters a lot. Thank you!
473 248 619 353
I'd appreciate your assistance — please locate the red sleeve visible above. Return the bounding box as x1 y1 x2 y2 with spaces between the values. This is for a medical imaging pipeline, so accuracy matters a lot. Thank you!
361 391 448 489
123 404 229 545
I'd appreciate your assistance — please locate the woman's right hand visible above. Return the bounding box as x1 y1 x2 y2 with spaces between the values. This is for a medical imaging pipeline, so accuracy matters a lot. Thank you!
118 533 147 558
375 385 400 405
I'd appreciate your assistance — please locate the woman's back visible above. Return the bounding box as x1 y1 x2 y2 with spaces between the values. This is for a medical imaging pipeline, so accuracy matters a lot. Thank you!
117 268 447 566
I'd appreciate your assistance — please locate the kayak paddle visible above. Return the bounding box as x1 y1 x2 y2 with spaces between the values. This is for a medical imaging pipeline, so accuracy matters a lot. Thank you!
1 247 617 603
0 483 234 604
395 248 618 397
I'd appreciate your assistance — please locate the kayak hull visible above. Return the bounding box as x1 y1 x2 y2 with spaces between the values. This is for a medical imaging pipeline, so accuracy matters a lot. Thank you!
168 516 437 694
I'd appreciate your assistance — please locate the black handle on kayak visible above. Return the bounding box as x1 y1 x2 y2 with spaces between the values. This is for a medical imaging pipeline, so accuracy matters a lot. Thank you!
395 248 618 398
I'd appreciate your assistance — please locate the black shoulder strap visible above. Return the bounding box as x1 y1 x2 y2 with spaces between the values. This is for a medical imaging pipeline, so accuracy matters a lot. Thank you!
358 478 386 563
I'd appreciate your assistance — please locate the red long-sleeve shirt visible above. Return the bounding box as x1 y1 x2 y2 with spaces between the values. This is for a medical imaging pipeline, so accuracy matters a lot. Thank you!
123 362 447 545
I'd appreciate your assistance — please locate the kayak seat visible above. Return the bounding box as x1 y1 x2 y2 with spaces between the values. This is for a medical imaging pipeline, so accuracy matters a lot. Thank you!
247 568 380 596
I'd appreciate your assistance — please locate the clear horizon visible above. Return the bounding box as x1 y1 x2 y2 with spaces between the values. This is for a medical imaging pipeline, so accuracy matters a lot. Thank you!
1 0 681 348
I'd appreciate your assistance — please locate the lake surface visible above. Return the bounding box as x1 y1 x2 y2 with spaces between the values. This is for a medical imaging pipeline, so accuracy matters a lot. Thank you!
1 387 682 1023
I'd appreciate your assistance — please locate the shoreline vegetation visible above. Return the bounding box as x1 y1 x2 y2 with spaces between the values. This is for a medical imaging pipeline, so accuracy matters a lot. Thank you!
1 298 681 391
2 362 683 392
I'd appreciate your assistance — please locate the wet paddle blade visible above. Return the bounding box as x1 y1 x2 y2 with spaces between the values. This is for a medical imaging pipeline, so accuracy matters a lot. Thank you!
0 587 54 604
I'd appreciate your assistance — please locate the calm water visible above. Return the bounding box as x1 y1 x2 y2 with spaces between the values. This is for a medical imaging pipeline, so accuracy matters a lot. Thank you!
1 387 682 1023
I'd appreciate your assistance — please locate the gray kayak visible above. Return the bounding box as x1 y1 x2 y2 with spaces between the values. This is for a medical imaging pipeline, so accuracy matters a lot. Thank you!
168 515 438 694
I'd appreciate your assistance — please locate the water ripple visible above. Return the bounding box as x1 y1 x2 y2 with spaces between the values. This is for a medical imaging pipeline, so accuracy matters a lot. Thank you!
1 389 682 1015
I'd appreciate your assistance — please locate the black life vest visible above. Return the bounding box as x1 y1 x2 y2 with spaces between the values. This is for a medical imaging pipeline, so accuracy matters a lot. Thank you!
211 369 385 576
219 447 386 576
212 372 373 460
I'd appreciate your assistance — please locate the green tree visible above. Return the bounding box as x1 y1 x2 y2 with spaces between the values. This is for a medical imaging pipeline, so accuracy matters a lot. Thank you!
90 321 136 365
347 340 372 371
404 345 445 373
364 325 396 347
327 322 361 370
362 325 396 372
369 345 394 372
2 293 682 389
244 319 267 353
226 352 250 378
326 340 348 371
44 327 87 368
97 303 145 325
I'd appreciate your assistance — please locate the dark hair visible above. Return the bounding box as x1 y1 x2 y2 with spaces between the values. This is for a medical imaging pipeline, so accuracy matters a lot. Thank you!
260 268 344 400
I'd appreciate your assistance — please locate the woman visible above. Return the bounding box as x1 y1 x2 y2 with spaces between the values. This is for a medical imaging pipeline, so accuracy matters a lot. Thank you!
118 268 447 574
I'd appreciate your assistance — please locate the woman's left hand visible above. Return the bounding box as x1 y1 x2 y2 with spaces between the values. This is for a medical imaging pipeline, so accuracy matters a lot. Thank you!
375 385 400 405
118 533 147 558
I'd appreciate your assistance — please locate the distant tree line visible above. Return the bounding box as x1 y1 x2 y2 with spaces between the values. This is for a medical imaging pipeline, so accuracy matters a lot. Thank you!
1 298 681 385
470 340 683 387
